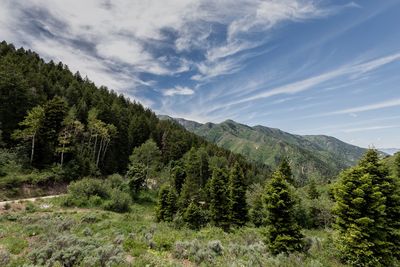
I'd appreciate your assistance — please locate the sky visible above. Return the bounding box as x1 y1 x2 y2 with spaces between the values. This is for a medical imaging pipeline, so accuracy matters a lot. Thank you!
1 0 400 148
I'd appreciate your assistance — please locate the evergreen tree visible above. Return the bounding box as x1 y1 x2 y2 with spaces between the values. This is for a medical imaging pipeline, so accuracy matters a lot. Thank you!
278 157 294 184
249 194 265 227
171 164 186 194
12 105 45 164
183 201 207 229
126 162 147 194
334 149 399 266
209 167 230 230
264 170 304 254
307 179 320 199
229 162 248 226
156 186 177 222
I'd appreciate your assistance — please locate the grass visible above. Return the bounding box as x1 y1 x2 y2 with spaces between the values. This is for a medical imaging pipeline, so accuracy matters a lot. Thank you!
0 193 347 267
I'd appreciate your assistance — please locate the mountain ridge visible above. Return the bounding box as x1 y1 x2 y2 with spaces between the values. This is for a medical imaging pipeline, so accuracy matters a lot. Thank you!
159 115 367 184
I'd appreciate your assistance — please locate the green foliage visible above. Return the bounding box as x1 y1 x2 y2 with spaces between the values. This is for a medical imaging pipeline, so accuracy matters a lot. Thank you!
176 118 366 183
209 168 231 229
279 157 294 184
62 176 132 213
126 162 147 195
1 41 257 180
156 186 178 222
28 234 125 266
129 139 162 178
103 189 131 212
11 105 44 164
229 162 248 226
307 179 320 199
171 164 186 194
333 149 400 266
249 193 266 227
183 201 208 229
264 171 304 254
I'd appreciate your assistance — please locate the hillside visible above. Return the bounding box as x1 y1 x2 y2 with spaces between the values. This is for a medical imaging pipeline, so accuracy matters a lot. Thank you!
0 41 267 199
161 116 366 184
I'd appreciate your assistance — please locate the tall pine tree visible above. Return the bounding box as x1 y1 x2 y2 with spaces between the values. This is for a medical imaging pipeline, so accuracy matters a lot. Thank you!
209 167 231 230
264 170 304 254
334 149 399 266
229 162 248 226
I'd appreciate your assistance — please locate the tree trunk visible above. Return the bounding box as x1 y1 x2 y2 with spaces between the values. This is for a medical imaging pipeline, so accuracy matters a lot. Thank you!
96 137 103 167
30 133 35 164
60 143 65 167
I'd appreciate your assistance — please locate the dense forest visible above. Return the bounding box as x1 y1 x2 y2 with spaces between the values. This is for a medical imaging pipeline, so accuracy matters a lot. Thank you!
1 42 399 267
0 41 268 187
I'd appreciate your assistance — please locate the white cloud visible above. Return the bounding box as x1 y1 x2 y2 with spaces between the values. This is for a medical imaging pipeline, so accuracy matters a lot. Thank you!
326 98 400 116
163 86 195 96
341 125 400 133
219 52 400 108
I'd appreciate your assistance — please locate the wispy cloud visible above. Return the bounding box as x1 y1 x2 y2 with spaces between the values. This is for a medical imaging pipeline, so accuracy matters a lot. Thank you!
218 52 400 108
341 125 400 133
163 86 195 96
323 98 400 116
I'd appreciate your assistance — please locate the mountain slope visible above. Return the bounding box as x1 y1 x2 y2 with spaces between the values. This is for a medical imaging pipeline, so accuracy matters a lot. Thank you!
161 117 366 184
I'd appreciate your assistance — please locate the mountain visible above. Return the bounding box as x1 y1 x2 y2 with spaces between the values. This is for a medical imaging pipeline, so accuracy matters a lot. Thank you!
160 116 367 184
378 148 400 155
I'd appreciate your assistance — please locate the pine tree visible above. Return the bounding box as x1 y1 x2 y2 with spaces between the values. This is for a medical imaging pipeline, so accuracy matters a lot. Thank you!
12 105 45 164
156 186 177 222
126 162 147 194
171 164 186 194
209 167 231 230
278 157 294 184
264 170 304 254
333 149 399 266
250 194 265 227
307 179 320 199
229 162 248 226
183 201 206 229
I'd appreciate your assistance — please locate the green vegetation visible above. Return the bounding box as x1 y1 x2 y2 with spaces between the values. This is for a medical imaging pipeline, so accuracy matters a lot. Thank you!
162 116 367 185
1 42 399 266
265 170 304 254
333 150 400 266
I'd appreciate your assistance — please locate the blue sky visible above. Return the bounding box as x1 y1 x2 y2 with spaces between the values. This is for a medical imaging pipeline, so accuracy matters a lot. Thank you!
1 0 400 148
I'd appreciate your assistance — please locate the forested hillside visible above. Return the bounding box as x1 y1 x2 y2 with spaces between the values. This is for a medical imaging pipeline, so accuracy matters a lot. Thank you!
160 116 366 185
0 41 268 197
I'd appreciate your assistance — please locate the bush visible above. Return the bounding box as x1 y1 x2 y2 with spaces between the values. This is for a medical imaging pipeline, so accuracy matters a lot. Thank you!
103 189 131 212
28 233 125 266
0 249 10 266
62 177 132 213
173 239 224 265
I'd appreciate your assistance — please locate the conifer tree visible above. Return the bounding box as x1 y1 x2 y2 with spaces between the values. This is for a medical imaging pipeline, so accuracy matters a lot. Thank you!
209 167 231 230
183 200 206 229
249 194 265 227
171 164 186 194
334 149 399 266
126 162 147 194
264 170 304 254
307 179 320 199
229 162 248 226
156 186 177 222
278 157 294 184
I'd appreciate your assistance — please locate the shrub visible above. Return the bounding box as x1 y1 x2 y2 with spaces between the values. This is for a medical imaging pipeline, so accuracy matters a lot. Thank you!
28 233 125 266
103 189 131 213
0 249 10 266
173 239 224 265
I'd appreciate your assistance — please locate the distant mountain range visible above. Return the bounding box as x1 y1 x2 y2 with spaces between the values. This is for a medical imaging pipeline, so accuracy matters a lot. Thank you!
378 148 400 155
159 115 367 184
